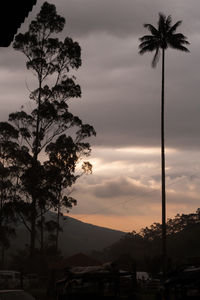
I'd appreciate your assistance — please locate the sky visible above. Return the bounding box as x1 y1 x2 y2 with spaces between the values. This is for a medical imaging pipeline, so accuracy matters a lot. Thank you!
1 0 200 232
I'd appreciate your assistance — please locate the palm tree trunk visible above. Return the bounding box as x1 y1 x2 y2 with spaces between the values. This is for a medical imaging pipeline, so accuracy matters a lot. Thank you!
161 48 166 279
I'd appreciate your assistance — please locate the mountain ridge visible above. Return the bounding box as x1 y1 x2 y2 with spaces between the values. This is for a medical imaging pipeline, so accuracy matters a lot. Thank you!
13 212 125 256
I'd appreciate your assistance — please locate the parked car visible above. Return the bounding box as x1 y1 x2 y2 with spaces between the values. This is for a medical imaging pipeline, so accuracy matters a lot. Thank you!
0 290 35 300
0 271 21 289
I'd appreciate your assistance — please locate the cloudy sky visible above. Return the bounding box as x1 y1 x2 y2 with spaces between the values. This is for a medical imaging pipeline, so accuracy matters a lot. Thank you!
1 0 200 232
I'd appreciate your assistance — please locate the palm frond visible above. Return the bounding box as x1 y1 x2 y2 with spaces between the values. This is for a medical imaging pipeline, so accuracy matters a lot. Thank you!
139 40 158 48
165 15 172 31
152 47 160 68
138 12 189 66
158 13 166 32
169 43 190 52
139 35 157 42
168 20 182 34
168 35 190 51
144 24 158 36
139 43 158 55
169 33 190 44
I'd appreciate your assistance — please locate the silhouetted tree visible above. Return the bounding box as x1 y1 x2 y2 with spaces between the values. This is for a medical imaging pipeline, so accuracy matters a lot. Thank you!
0 122 27 265
139 13 189 278
44 135 93 252
10 2 95 257
140 222 162 241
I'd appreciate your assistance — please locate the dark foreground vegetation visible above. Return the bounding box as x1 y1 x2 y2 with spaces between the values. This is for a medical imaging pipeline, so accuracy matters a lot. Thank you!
93 208 200 274
1 209 200 299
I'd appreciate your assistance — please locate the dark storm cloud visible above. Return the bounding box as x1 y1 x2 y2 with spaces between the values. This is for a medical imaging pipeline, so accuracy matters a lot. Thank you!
90 175 200 204
59 0 149 38
0 48 26 70
92 177 149 198
0 0 200 151
14 0 200 39
71 48 199 150
52 0 200 38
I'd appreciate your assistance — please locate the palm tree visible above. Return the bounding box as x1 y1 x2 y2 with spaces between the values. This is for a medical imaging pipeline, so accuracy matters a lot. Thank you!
138 13 189 278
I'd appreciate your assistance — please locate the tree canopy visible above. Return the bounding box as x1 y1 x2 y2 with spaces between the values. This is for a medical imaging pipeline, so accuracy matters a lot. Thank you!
139 13 190 67
0 1 96 260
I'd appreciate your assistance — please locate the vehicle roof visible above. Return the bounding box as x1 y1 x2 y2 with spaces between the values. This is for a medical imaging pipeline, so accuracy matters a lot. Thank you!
0 270 20 273
0 290 24 292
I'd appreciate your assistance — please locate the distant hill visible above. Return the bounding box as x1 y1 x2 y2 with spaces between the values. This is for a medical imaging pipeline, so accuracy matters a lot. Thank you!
57 215 125 255
12 213 125 256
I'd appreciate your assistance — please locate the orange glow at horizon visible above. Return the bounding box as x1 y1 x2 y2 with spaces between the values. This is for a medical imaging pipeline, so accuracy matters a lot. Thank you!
69 213 161 233
69 202 199 233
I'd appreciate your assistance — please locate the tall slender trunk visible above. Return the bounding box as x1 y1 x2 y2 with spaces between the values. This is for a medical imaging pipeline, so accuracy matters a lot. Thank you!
30 198 37 257
30 77 42 258
161 48 166 279
40 208 44 253
55 204 60 253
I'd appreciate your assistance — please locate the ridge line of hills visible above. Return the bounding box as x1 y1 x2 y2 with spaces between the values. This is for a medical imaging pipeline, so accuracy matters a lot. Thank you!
13 212 126 256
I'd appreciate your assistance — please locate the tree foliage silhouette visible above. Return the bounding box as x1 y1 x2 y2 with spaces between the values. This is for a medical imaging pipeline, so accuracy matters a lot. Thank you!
0 122 30 265
8 1 96 257
139 13 189 277
44 135 92 252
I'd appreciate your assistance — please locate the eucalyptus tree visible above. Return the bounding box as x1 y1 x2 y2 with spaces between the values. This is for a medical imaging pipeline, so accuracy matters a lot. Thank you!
138 13 189 277
0 122 31 265
11 2 95 257
0 122 18 265
44 134 93 252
